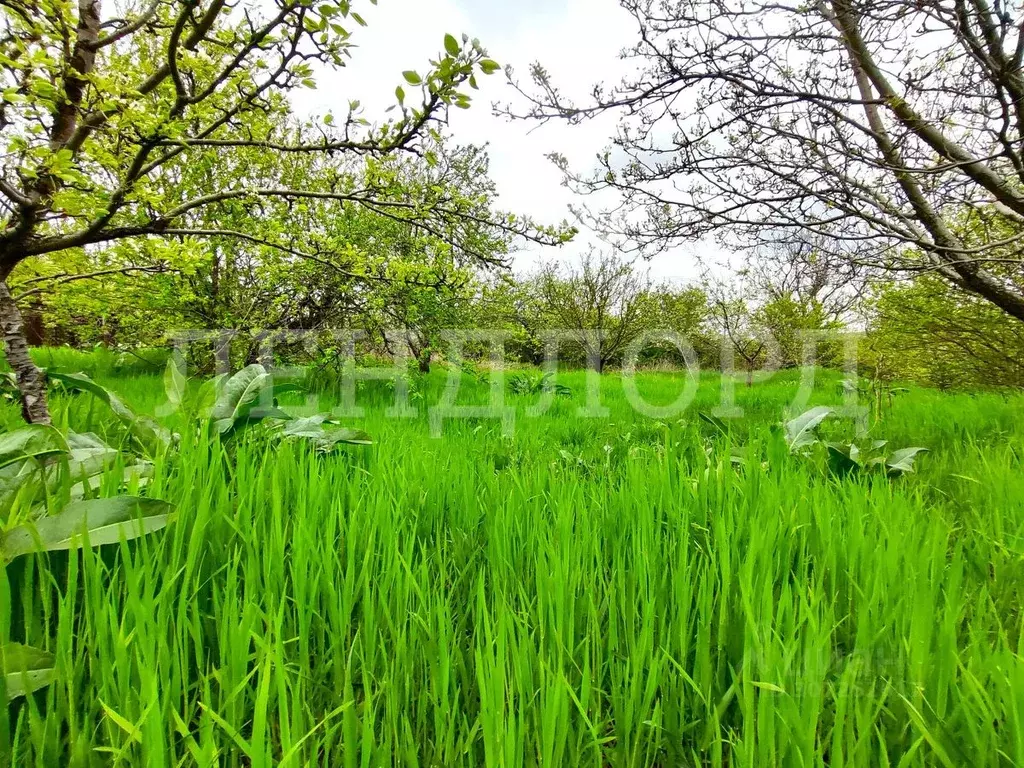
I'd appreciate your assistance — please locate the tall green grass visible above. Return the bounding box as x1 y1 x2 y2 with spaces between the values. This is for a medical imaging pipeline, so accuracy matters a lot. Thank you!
1 363 1021 766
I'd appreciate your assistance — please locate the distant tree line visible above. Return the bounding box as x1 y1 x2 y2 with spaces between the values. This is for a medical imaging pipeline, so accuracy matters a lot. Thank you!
17 219 1021 388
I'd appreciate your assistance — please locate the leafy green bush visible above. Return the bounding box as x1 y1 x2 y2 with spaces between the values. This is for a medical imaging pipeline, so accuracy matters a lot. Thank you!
782 407 928 477
0 423 174 701
508 371 571 397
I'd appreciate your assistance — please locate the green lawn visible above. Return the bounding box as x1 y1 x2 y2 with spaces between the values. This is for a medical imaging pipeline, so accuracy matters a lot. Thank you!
2 357 1022 766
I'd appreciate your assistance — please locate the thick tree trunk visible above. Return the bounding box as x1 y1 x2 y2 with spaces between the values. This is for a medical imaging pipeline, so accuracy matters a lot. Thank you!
0 281 50 424
417 351 431 374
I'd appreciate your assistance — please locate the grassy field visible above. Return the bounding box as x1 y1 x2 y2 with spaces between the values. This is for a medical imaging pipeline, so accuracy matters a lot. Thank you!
1 350 1022 766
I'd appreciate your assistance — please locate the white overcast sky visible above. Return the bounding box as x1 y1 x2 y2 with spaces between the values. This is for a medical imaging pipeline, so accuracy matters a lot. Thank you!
292 0 715 284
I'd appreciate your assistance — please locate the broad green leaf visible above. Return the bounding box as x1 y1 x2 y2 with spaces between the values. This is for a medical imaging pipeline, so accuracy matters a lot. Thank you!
402 70 422 85
826 443 860 476
1 497 175 560
281 414 333 438
70 462 154 501
48 371 170 458
784 407 831 452
164 358 187 411
248 406 294 421
2 642 55 701
0 425 68 470
194 373 228 416
0 460 43 513
886 447 928 476
53 431 119 488
279 414 371 449
479 59 501 75
310 428 372 450
211 365 274 433
443 33 460 56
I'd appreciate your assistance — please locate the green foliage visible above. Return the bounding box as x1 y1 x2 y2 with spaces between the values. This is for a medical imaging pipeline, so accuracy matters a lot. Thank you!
507 371 571 396
201 363 373 450
2 359 1019 764
0 419 174 702
0 423 67 470
826 441 929 478
866 274 1024 388
781 407 929 478
755 296 842 367
783 405 832 452
1 496 175 561
279 414 372 451
1 642 55 703
48 371 172 458
697 411 731 438
209 364 289 436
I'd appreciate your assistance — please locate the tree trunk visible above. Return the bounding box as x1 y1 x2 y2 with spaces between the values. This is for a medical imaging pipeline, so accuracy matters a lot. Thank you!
417 351 431 373
0 281 51 424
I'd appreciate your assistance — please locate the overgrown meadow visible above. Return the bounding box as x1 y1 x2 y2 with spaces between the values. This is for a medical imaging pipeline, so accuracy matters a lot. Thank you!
1 349 1022 767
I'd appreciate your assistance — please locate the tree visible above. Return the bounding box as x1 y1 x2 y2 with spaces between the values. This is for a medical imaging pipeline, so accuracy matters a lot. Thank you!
512 0 1024 322
866 275 1024 388
0 0 570 423
736 232 869 324
705 281 770 386
754 296 842 369
638 285 715 368
535 250 652 372
474 274 547 365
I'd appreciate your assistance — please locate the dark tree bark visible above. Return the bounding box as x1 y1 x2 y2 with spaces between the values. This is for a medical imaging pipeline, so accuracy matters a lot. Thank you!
417 350 431 373
0 0 568 415
511 0 1024 322
0 281 50 424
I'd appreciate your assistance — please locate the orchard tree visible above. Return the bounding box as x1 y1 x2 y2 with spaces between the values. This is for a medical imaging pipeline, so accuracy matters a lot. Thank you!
328 141 515 372
474 274 547 364
737 232 869 323
511 0 1024 322
705 282 771 387
642 285 715 367
754 296 841 369
0 0 570 423
536 249 653 372
867 275 1024 388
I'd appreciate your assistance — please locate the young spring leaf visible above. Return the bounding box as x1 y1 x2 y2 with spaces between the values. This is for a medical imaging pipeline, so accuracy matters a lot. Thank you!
0 425 68 470
163 358 187 411
886 447 929 476
211 365 276 434
443 33 460 56
2 643 56 701
784 407 831 452
1 497 176 560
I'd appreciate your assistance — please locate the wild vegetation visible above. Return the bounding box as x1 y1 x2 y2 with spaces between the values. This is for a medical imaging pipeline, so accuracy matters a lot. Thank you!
1 0 1022 765
0 354 1021 766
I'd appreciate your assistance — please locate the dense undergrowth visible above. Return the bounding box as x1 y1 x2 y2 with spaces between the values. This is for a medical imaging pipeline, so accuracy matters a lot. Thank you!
0 354 1021 766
